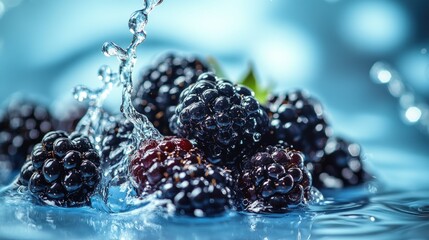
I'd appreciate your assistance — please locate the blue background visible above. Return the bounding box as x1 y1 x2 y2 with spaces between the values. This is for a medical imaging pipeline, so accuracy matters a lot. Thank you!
0 0 428 209
1 1 429 239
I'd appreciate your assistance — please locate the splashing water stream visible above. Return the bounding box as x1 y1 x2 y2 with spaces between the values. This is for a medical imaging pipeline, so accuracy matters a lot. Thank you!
74 0 163 146
70 0 166 213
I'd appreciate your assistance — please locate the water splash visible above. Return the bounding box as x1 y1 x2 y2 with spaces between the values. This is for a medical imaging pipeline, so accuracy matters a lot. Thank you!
71 65 116 151
72 0 163 144
100 2 163 143
71 0 164 213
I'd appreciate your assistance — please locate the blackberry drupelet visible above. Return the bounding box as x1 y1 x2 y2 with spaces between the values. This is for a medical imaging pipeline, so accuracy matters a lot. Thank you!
129 136 206 194
133 53 209 135
101 116 134 166
17 131 101 207
236 145 312 213
169 73 270 167
307 137 369 189
0 98 55 178
265 90 331 163
160 163 233 217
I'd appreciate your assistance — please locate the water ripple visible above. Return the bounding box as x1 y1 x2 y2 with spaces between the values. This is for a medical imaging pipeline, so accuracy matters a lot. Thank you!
2 186 429 239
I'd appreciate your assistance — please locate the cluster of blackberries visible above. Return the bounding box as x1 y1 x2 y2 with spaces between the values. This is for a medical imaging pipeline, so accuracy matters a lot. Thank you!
17 131 101 207
129 137 233 216
236 146 312 212
160 163 233 217
0 98 88 185
169 73 270 167
2 53 370 217
307 137 368 189
127 53 370 215
0 99 55 183
133 54 209 135
265 90 331 163
264 91 368 190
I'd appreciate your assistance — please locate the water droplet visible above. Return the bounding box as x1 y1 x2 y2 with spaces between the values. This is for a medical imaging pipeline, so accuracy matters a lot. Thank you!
102 42 127 59
98 65 113 83
142 0 163 13
73 85 91 102
308 187 324 204
252 132 261 142
133 32 147 45
129 10 147 34
421 48 427 55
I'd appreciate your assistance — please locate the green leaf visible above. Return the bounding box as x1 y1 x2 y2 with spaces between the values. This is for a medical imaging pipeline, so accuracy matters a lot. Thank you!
207 56 227 79
239 65 271 104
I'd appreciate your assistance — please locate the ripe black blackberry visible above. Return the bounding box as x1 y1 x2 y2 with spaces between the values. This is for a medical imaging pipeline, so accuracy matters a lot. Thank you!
160 163 233 217
129 136 206 194
265 90 331 163
133 53 209 135
307 137 369 189
17 131 101 207
236 145 312 213
100 116 134 166
169 73 270 167
0 98 55 179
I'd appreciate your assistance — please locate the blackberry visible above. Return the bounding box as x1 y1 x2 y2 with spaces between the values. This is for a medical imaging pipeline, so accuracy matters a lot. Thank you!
307 137 369 189
265 90 331 163
17 131 101 207
0 98 55 182
133 53 209 135
169 73 270 167
236 146 312 213
160 163 233 217
100 116 134 166
129 136 206 194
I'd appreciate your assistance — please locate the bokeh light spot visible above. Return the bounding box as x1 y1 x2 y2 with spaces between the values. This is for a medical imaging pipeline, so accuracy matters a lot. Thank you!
253 25 319 85
377 70 392 84
340 1 411 54
0 1 5 18
405 106 422 123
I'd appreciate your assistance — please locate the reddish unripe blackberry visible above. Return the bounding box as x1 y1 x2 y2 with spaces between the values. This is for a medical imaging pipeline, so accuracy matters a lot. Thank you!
169 73 270 167
160 163 233 217
0 98 55 182
236 146 312 213
129 136 205 194
307 137 369 189
133 53 209 135
17 131 101 207
265 90 331 163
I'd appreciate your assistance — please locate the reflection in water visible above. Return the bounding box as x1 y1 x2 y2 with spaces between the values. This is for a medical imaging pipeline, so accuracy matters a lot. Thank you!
2 183 429 239
313 190 429 239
